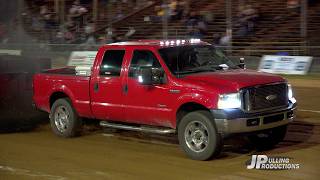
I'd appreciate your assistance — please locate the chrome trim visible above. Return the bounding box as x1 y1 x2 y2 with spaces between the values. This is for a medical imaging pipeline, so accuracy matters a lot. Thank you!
215 107 296 134
100 121 176 134
169 89 181 94
240 82 289 113
243 81 288 89
242 105 288 114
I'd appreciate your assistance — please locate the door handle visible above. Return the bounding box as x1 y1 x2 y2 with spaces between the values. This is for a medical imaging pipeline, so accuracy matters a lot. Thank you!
94 83 99 92
123 84 128 94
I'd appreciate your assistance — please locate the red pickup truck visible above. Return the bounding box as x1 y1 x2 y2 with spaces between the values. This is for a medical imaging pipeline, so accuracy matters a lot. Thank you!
33 40 297 160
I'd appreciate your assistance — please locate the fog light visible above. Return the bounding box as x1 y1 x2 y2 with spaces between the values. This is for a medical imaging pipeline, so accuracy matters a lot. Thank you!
287 111 294 119
247 118 260 126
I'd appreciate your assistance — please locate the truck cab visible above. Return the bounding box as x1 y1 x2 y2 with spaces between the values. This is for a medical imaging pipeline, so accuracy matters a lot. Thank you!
33 40 297 160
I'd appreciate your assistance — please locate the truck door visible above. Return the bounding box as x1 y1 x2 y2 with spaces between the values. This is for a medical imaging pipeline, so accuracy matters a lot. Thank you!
124 49 175 127
90 49 127 121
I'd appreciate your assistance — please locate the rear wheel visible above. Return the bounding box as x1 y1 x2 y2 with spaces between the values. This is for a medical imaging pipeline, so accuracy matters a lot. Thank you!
248 125 287 150
50 98 82 137
178 110 222 160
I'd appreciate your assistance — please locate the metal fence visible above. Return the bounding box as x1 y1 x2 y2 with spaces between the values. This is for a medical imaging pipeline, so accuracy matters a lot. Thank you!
0 43 320 68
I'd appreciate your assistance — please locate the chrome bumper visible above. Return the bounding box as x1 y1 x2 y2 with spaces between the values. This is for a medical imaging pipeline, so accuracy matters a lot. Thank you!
213 104 297 135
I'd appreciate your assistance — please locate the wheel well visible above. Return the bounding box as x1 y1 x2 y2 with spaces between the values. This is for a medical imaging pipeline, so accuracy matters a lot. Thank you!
176 102 210 128
50 92 69 108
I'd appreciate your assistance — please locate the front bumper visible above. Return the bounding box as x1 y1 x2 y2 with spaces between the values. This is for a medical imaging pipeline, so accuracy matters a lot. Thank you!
211 102 297 135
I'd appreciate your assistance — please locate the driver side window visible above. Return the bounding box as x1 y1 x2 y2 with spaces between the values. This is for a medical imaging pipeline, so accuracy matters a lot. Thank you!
129 50 162 78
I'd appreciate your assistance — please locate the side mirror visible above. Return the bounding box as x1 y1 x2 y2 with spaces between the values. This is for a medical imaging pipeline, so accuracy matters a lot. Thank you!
137 66 165 85
238 57 246 69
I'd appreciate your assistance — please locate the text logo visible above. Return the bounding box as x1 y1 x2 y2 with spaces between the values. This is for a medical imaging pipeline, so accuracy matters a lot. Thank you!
247 155 300 170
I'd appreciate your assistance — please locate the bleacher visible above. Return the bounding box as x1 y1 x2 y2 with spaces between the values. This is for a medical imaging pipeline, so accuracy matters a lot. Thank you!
21 0 320 56
22 0 142 42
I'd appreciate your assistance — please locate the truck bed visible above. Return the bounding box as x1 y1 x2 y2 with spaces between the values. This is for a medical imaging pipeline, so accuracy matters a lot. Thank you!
33 67 93 118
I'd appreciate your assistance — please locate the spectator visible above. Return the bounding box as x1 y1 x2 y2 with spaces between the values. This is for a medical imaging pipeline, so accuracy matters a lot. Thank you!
186 11 200 27
171 0 185 20
187 26 203 39
235 4 258 36
287 0 300 15
212 33 222 45
197 18 208 35
68 0 88 27
219 32 231 46
243 5 258 33
185 11 207 39
40 5 56 29
144 3 169 22
65 16 76 30
124 26 136 40
287 0 300 9
84 21 95 36
168 0 178 16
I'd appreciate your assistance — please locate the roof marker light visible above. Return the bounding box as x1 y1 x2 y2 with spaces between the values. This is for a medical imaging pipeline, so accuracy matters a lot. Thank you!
190 38 201 44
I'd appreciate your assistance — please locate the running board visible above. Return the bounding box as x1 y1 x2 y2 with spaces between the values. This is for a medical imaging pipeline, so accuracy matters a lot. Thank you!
100 121 176 134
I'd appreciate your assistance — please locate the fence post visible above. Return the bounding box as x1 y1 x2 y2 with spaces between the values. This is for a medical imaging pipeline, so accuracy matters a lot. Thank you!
226 0 232 55
93 0 98 21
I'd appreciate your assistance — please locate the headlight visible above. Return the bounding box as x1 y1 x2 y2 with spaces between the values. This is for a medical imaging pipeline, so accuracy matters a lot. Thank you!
288 84 296 103
217 93 241 109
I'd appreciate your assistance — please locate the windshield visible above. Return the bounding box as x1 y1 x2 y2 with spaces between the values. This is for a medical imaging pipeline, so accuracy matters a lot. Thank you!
159 45 238 75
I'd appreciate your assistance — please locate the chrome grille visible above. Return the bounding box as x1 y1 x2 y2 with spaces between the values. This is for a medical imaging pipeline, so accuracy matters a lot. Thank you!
243 83 288 112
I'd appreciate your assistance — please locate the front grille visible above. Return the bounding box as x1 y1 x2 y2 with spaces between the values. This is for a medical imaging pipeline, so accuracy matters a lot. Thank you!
243 83 288 112
263 114 284 124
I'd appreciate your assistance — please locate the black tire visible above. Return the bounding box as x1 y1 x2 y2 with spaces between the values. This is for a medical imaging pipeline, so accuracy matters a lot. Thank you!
178 110 222 160
50 98 82 137
248 125 287 151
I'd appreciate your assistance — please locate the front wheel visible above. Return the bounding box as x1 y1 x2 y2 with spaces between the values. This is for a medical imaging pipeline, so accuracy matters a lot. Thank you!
50 98 82 137
248 125 287 151
178 110 222 160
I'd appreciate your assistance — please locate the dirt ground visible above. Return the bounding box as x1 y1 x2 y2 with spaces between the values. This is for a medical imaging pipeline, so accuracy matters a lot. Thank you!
1 77 320 180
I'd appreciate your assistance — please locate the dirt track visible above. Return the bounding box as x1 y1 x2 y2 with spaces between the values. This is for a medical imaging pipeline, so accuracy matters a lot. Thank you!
1 79 320 180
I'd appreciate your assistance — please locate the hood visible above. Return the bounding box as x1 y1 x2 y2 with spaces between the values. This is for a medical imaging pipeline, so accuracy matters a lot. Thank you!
181 69 286 92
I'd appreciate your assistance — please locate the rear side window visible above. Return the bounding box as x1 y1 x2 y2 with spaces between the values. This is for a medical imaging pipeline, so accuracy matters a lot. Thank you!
100 50 125 76
129 50 162 77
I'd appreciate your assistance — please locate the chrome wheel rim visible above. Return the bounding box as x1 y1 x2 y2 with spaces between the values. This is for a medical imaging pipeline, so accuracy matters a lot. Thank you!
54 106 70 133
184 121 209 152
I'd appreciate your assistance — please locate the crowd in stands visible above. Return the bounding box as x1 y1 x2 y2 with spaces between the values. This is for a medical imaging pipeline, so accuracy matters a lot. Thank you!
20 0 150 45
145 0 186 22
144 0 209 39
1 0 319 48
26 0 261 46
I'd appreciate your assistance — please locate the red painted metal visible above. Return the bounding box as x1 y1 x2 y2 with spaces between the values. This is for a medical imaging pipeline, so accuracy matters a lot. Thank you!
33 40 286 129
